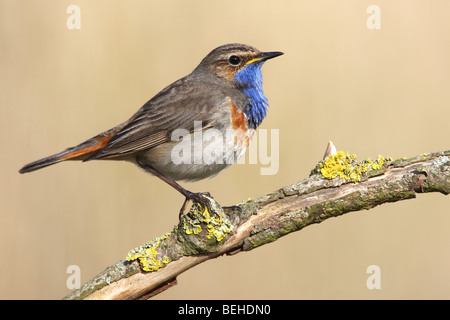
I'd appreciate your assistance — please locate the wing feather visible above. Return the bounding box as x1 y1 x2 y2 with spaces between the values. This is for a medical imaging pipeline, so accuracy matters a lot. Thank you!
87 77 229 160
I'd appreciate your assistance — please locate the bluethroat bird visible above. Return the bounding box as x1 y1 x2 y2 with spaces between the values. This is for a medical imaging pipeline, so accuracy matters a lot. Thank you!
19 43 283 216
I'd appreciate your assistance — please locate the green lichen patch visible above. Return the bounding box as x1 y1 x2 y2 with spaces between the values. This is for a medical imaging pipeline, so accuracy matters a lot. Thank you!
126 232 171 272
319 151 391 183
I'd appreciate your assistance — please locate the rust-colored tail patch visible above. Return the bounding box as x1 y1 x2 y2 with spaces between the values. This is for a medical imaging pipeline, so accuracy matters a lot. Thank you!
19 132 114 174
60 135 110 160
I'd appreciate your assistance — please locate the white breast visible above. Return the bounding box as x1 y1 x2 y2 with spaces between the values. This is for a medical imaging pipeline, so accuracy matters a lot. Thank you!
138 127 255 182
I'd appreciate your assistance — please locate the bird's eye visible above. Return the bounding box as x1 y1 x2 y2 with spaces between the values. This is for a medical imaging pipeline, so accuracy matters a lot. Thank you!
228 55 241 65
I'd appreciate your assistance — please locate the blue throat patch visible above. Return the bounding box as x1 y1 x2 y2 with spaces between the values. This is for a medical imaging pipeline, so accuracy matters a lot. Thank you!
234 62 268 129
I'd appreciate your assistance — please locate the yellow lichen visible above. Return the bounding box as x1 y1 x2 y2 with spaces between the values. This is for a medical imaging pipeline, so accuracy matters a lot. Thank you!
126 232 171 272
183 215 203 235
320 151 390 183
183 198 233 242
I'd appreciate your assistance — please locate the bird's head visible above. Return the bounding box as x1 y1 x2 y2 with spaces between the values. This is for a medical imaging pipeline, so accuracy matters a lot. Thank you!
193 43 283 88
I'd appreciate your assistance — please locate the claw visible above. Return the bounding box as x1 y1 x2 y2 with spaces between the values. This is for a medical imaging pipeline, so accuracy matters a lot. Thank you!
179 192 215 219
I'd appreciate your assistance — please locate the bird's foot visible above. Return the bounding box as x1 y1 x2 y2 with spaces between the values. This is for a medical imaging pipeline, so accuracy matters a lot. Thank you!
178 191 234 245
179 191 216 220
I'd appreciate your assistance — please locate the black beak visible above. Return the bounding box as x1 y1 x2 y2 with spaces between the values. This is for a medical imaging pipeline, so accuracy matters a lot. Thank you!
259 51 284 61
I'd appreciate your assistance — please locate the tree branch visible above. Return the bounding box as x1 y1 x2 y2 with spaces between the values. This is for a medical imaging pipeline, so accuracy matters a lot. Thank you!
63 148 450 300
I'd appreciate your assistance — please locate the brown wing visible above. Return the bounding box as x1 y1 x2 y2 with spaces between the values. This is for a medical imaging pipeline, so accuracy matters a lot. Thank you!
86 76 229 160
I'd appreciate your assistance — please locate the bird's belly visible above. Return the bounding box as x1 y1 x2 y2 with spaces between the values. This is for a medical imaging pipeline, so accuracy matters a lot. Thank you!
139 128 255 182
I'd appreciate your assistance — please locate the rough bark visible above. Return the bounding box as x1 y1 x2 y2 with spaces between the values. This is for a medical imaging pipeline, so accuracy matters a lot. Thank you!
63 149 450 300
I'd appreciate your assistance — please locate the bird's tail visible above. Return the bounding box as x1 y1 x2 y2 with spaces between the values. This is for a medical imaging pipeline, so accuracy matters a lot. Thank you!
19 130 116 174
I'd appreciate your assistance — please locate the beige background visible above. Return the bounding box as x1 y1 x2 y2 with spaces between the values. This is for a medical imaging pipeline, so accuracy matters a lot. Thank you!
1 0 449 299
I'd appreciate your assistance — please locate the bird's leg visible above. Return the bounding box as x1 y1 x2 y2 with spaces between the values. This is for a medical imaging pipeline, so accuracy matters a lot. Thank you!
136 159 214 219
